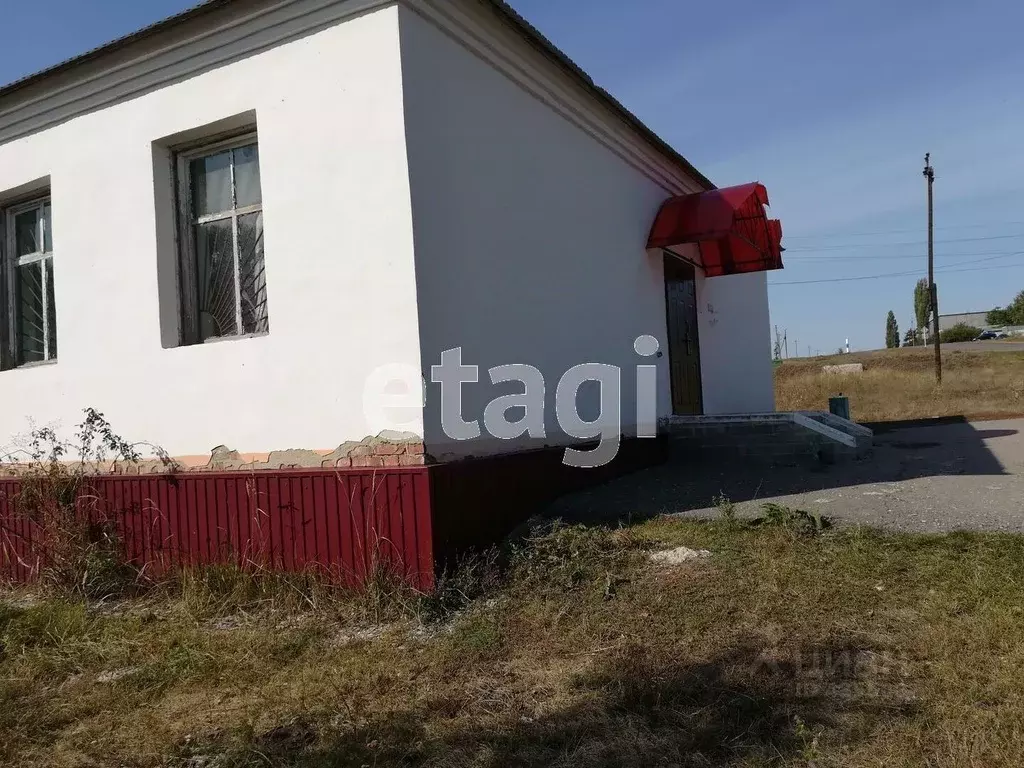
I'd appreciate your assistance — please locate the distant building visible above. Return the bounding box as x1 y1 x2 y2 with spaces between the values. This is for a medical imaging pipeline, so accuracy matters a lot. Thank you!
939 311 991 331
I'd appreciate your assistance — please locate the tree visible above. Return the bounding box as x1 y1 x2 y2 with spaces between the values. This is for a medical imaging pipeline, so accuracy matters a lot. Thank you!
913 279 930 344
988 307 1014 326
885 311 899 349
902 328 920 347
988 290 1024 326
1010 290 1024 324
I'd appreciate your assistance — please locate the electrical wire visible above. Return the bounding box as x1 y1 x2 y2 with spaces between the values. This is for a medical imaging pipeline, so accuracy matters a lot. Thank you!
771 260 1024 286
784 248 1024 262
782 221 1024 239
784 233 1024 252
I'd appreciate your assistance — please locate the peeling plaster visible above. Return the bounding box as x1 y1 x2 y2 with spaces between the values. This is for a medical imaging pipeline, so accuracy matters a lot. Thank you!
0 432 428 476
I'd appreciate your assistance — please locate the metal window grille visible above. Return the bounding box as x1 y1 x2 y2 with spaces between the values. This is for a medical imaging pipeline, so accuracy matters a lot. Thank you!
176 133 268 344
3 196 56 367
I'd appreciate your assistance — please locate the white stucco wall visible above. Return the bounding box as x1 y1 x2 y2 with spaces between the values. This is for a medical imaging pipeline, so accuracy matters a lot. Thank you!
398 7 774 459
0 5 422 458
696 271 775 414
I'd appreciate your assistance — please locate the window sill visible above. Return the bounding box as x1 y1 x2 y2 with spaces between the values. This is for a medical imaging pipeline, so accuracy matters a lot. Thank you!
167 331 270 350
203 332 269 345
4 359 58 372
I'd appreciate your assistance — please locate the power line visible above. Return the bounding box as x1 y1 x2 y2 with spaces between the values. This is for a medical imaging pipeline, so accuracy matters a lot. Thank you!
783 220 1024 240
785 252 1024 272
771 261 1024 286
785 248 1024 262
784 232 1024 252
936 251 1024 268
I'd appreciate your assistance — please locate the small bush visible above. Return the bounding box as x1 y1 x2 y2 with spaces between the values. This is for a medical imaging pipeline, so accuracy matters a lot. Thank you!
939 323 982 343
749 503 832 536
422 548 502 623
713 493 738 527
510 520 646 597
2 408 166 599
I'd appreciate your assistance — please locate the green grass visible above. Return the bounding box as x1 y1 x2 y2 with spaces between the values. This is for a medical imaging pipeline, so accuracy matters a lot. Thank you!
5 517 1024 766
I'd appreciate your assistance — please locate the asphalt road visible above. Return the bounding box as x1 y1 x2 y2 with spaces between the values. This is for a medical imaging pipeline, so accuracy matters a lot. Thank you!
553 418 1024 533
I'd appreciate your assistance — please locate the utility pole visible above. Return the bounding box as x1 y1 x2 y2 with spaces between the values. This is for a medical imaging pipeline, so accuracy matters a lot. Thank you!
784 331 789 359
924 153 941 383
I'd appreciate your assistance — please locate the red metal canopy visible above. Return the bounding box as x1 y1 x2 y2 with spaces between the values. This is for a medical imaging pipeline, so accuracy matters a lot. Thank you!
647 182 784 277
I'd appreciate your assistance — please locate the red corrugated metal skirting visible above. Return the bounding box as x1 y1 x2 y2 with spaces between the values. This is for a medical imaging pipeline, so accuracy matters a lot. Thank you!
0 468 436 591
647 182 784 277
0 439 666 591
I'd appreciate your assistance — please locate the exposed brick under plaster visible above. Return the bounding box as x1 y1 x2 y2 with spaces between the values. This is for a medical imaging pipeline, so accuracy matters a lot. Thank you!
0 432 428 476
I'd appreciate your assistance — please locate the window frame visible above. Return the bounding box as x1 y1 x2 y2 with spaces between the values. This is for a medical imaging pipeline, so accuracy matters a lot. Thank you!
2 194 56 369
174 130 266 346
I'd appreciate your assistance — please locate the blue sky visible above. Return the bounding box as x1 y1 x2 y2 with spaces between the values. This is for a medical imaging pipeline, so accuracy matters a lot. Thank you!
4 0 1024 353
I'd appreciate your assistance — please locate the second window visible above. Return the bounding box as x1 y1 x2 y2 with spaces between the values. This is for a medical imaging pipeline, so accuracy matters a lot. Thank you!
177 134 268 344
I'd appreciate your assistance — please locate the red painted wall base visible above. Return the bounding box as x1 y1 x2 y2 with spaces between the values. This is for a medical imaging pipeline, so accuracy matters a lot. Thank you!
0 438 665 591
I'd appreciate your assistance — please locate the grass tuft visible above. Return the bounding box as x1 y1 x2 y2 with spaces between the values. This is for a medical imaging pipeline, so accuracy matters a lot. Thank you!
509 520 647 598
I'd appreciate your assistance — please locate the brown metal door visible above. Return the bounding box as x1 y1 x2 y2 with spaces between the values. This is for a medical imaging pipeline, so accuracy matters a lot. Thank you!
664 255 703 415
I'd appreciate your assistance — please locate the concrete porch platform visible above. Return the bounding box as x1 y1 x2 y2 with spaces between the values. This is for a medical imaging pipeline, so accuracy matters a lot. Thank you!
661 412 873 467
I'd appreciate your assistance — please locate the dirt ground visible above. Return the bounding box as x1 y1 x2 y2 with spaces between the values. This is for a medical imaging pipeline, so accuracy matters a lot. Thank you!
552 417 1024 533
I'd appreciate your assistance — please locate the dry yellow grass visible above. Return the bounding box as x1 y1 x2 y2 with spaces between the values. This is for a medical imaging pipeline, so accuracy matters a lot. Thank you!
775 347 1024 422
5 518 1024 767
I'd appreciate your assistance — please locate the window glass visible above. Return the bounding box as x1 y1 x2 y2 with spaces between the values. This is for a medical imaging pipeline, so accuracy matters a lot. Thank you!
178 134 268 345
17 261 45 363
237 211 267 334
233 145 262 208
194 218 236 339
14 209 39 256
45 259 56 359
190 150 233 216
42 202 52 252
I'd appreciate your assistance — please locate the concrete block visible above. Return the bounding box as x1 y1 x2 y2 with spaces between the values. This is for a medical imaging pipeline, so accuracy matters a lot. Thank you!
822 363 864 374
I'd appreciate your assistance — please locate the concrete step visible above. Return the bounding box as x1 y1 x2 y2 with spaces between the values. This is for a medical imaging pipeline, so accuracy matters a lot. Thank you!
796 411 874 452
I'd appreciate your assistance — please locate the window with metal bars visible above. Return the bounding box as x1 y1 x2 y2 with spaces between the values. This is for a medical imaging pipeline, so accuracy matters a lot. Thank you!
176 133 268 344
2 195 57 368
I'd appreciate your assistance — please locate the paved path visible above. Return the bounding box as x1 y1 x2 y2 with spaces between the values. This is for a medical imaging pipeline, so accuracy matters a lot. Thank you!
552 418 1024 533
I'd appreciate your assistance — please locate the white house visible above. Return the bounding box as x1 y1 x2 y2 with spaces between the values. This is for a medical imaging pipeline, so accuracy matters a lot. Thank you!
0 0 781 467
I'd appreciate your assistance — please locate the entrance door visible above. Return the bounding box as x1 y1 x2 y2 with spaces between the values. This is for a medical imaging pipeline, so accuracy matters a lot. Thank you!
664 255 703 415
